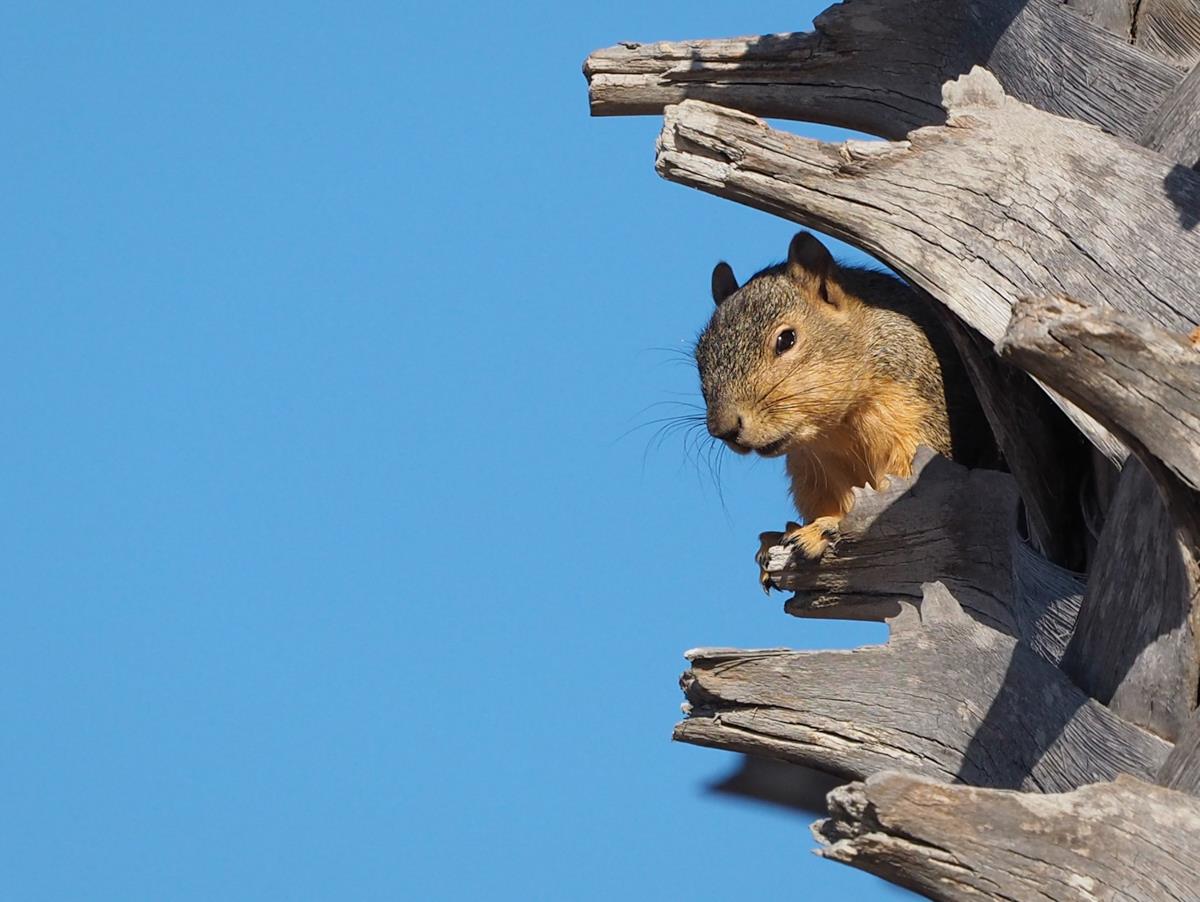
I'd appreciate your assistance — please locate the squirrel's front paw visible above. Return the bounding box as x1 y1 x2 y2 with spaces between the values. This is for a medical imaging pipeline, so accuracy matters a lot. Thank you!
756 519 840 593
783 518 840 559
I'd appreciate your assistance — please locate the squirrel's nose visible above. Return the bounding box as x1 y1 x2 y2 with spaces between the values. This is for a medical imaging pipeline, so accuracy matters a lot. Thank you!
710 413 744 443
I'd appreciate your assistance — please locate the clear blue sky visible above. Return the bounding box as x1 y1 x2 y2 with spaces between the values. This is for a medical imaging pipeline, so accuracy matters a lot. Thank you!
5 2 912 899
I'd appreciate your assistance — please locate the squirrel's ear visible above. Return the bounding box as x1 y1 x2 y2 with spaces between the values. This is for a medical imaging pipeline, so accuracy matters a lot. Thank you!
786 232 837 305
711 262 739 306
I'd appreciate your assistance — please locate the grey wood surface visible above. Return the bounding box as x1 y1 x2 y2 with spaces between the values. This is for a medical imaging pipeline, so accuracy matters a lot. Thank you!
585 0 1181 143
1139 62 1200 166
655 69 1200 346
1137 0 1200 66
761 448 1017 630
764 447 1086 663
1009 528 1087 666
676 582 1169 791
1160 710 1200 793
1067 0 1136 36
816 771 1200 901
938 313 1090 569
999 295 1200 495
1059 458 1200 741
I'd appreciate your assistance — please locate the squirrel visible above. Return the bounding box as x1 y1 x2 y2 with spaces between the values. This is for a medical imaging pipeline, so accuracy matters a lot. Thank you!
694 231 989 587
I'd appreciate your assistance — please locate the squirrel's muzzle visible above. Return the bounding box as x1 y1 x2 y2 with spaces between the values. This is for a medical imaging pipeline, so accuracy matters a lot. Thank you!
708 407 752 454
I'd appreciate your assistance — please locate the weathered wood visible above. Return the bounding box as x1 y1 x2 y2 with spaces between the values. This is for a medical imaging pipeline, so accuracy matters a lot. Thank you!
585 0 1182 143
816 771 1200 902
1137 0 1200 66
1067 0 1136 36
1139 61 1200 166
1058 457 1200 741
938 313 1090 569
999 295 1200 495
761 448 1017 629
676 583 1169 791
1159 711 1200 795
762 448 1085 661
1009 527 1087 666
654 70 1200 348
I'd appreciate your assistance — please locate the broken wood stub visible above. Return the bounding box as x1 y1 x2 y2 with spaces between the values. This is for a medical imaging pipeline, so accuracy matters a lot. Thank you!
999 295 1200 499
762 449 1016 629
817 771 1200 902
677 583 1169 793
585 0 1183 141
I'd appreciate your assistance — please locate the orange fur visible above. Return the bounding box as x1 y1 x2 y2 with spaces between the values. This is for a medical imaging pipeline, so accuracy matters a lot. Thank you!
786 380 935 522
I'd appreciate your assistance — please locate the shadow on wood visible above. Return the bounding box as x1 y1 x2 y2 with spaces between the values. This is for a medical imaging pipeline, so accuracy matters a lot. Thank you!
761 447 1088 665
1059 458 1200 741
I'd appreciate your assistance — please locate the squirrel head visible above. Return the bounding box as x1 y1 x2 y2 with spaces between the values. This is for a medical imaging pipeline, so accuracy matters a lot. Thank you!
695 232 867 457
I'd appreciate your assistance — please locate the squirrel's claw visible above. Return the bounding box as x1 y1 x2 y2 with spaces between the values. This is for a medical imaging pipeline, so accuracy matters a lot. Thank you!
756 530 787 594
759 567 775 595
756 519 840 592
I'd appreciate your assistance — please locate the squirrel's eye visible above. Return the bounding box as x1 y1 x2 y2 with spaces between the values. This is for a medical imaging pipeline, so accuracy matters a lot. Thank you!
775 328 797 356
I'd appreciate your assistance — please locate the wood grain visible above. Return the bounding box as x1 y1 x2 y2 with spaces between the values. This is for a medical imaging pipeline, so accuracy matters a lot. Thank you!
999 295 1200 495
585 0 1181 142
655 70 1200 346
1139 62 1200 166
817 771 1200 901
676 583 1169 791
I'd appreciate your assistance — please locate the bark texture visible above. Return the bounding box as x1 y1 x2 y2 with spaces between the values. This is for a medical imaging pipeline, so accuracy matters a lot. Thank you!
1137 0 1200 66
817 771 1200 901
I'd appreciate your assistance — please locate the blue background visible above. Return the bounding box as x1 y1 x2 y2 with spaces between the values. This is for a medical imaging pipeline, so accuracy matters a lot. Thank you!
5 2 911 898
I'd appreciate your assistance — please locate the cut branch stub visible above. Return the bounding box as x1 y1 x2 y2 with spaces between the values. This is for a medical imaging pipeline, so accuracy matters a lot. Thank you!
998 294 1200 495
761 448 1017 631
676 582 1169 791
585 0 1181 143
655 69 1200 348
816 771 1200 902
